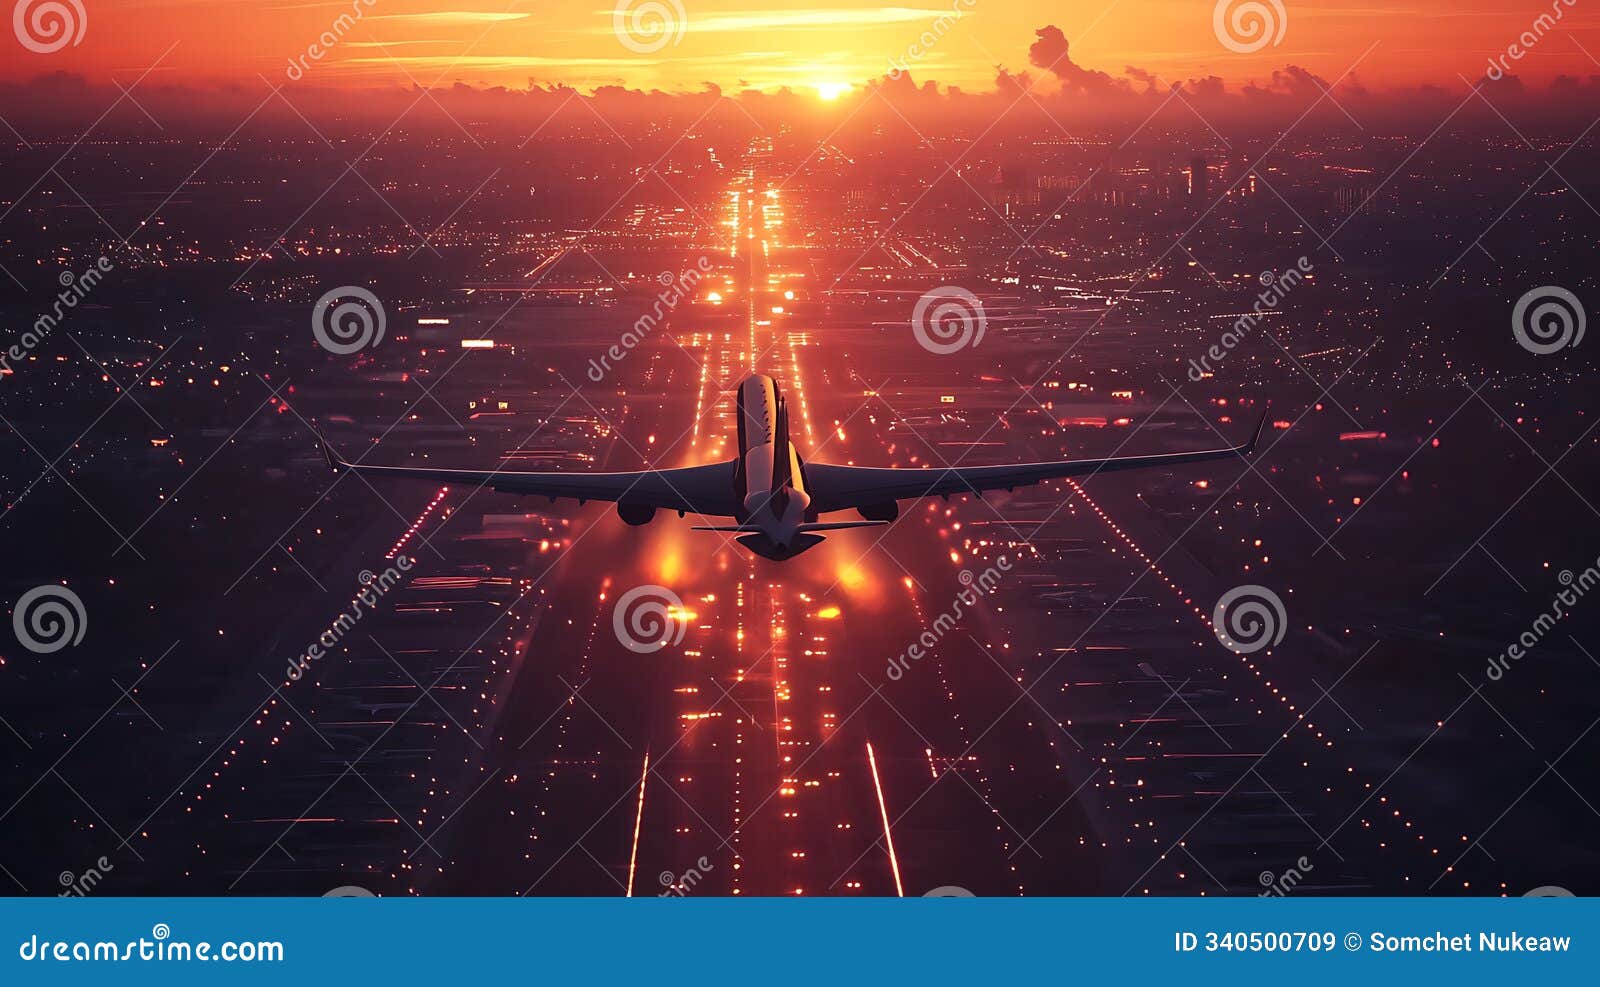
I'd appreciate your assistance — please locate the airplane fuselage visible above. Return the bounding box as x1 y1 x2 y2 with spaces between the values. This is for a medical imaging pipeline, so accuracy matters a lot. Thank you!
732 375 815 558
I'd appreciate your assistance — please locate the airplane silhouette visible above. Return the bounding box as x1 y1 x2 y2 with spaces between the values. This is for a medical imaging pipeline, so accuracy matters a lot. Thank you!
319 373 1267 560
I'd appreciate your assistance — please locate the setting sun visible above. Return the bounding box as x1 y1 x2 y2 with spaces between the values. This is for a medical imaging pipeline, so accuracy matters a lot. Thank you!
815 82 853 101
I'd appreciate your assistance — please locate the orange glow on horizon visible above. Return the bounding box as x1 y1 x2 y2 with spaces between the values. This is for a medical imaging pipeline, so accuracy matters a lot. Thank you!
3 1 1590 95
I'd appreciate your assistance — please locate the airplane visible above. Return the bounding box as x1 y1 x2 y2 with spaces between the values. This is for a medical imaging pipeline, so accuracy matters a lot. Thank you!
317 373 1267 561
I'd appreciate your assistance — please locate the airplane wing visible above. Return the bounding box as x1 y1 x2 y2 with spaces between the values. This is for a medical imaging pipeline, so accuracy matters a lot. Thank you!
804 408 1268 516
317 434 740 517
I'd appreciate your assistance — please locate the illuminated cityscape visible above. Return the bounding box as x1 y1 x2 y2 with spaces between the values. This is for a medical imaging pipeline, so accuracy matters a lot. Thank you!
1 3 1597 899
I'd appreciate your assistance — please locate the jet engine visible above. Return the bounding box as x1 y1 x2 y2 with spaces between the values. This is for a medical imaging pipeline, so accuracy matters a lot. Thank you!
617 503 656 526
857 502 899 522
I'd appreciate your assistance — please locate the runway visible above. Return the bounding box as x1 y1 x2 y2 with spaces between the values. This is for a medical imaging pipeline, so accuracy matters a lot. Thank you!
0 149 1516 900
184 158 1454 898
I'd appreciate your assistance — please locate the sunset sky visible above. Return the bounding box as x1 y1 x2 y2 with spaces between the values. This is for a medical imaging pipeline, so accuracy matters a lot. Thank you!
6 0 1600 95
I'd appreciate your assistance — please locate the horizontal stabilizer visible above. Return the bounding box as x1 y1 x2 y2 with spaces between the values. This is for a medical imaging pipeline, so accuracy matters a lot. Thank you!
690 520 890 534
796 521 890 533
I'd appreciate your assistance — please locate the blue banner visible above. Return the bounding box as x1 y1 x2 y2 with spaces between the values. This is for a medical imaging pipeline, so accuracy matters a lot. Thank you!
1 897 1591 984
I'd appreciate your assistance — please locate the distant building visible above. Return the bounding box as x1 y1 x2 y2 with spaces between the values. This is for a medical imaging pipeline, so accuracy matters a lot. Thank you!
1188 156 1209 200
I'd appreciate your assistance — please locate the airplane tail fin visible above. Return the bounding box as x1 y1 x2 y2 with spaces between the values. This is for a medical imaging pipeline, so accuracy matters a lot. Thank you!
309 422 347 473
1243 403 1271 454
